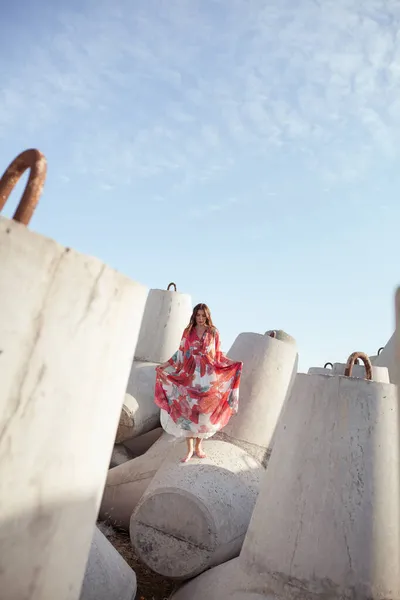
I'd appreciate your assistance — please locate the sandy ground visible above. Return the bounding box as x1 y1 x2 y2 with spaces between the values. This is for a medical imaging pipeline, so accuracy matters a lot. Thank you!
97 521 177 600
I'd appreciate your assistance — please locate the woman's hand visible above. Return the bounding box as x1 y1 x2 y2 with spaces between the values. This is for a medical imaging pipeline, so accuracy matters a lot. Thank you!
157 362 170 371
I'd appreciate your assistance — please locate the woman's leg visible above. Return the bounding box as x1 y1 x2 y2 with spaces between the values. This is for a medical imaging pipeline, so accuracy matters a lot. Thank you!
195 437 206 458
181 437 194 463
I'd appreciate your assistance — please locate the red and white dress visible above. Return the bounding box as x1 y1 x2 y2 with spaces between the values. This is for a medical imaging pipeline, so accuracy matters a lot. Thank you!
154 327 242 439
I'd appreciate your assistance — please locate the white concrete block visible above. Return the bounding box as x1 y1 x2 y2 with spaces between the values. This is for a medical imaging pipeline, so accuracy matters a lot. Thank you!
371 332 400 385
240 373 400 599
122 426 163 456
135 287 192 363
130 440 263 580
116 361 160 442
172 558 246 600
396 288 400 402
0 217 147 600
223 332 298 451
308 362 390 383
99 432 177 529
79 527 136 600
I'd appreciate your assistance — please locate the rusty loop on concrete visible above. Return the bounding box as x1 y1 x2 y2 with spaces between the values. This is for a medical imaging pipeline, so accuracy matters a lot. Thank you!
324 362 333 369
344 352 372 380
377 347 384 356
0 149 47 226
268 330 277 338
167 282 177 292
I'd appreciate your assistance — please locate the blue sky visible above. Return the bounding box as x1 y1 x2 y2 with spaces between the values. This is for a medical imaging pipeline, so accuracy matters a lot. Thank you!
1 0 399 371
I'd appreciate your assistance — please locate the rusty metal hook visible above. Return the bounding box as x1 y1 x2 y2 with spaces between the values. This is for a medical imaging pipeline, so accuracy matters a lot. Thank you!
377 347 384 356
167 282 177 291
0 149 47 226
268 330 277 338
344 352 372 380
324 362 333 369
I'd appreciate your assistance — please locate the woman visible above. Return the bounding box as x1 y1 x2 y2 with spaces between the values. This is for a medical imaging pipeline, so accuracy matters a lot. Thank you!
154 303 242 462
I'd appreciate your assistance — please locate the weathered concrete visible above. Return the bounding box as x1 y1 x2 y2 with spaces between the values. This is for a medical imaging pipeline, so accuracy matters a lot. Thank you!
371 332 400 386
221 332 298 462
172 558 247 600
239 372 400 599
0 217 147 600
135 287 192 363
264 329 296 344
99 432 178 529
109 444 133 468
396 288 400 400
116 361 161 442
79 527 137 600
122 426 163 456
130 440 263 580
308 362 390 383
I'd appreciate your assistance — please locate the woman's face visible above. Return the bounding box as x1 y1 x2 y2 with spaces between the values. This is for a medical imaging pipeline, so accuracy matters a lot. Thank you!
196 309 206 327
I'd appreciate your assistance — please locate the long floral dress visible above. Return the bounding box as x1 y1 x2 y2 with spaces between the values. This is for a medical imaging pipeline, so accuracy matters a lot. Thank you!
154 327 242 439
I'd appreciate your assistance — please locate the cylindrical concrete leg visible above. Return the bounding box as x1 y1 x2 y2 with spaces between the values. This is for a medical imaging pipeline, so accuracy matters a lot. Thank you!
79 527 137 600
99 432 178 529
116 361 161 442
130 440 262 580
240 373 400 599
171 558 246 600
371 332 400 385
220 332 297 463
134 287 192 363
122 427 163 456
0 217 148 600
109 444 133 468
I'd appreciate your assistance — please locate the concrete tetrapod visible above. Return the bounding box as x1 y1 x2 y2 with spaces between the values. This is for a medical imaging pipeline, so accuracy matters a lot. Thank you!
130 440 263 580
217 332 298 464
396 288 400 401
79 527 137 600
0 217 147 600
172 353 400 600
308 361 390 382
99 432 179 529
370 332 400 385
134 284 192 363
115 361 160 442
239 357 400 599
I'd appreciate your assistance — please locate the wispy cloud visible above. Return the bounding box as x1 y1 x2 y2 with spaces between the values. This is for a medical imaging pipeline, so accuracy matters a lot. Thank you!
1 0 400 193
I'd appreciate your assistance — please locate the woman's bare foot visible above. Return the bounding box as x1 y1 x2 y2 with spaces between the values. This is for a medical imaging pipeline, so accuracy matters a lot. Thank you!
195 441 206 458
181 450 194 463
181 438 194 463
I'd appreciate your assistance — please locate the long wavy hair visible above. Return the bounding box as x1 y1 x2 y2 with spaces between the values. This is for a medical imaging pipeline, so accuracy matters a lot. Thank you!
185 303 215 334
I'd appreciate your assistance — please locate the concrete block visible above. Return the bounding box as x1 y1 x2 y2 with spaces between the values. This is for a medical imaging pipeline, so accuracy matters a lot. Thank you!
79 527 136 600
240 372 400 599
0 217 147 600
371 332 400 385
135 287 192 363
130 440 263 580
109 445 133 469
172 558 246 600
396 288 400 402
220 332 298 461
122 426 163 456
308 362 390 383
99 432 178 529
116 361 160 442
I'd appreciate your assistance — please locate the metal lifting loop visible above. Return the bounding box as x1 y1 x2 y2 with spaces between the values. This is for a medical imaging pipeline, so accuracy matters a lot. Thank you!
268 330 277 338
324 362 333 369
167 282 177 292
344 352 372 380
377 347 384 356
0 149 47 226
